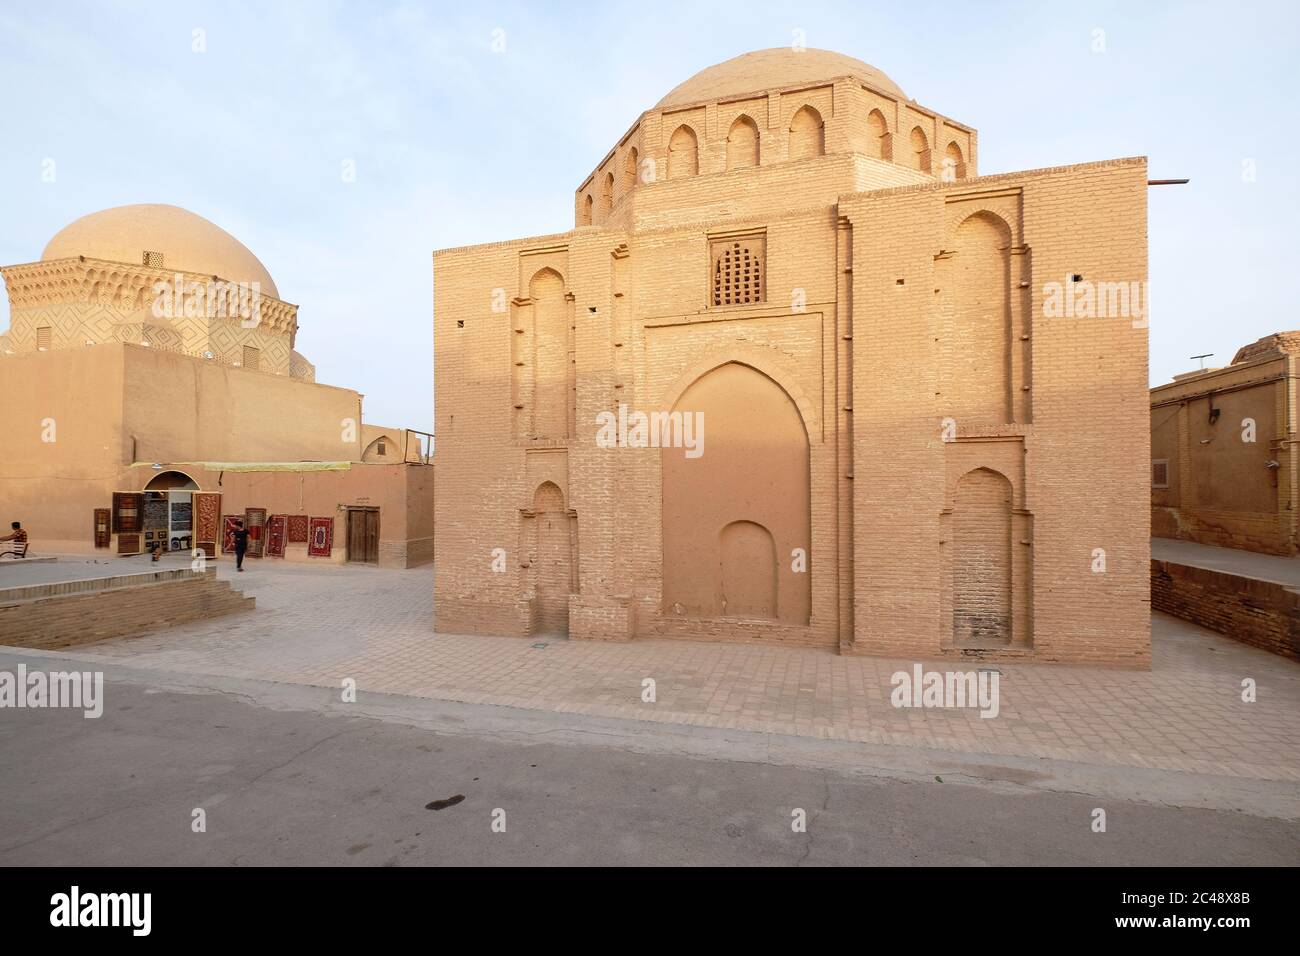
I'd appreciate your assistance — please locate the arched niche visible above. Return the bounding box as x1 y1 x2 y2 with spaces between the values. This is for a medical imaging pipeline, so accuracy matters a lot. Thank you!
528 480 572 636
944 141 966 180
909 126 930 172
661 362 810 625
528 268 568 440
361 435 398 462
949 211 1013 426
951 467 1013 646
789 105 825 161
668 125 699 179
600 172 614 216
726 115 760 170
623 146 640 191
866 109 890 160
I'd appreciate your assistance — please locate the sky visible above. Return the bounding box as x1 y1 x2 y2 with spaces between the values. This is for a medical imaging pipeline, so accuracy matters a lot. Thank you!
1 0 1296 433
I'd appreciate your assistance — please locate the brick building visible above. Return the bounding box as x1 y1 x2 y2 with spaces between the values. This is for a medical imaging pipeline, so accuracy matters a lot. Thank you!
434 48 1150 665
1151 332 1300 555
0 204 435 568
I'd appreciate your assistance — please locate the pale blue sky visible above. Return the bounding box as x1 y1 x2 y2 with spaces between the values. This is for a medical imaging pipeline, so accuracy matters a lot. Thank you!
1 0 1296 431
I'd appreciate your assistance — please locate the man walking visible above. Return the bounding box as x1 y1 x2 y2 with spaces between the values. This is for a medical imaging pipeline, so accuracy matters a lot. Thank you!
231 518 249 572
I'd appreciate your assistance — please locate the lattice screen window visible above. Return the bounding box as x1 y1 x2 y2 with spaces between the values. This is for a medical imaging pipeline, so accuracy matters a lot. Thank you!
242 345 260 371
142 250 165 268
36 326 51 351
709 233 766 307
1151 459 1169 489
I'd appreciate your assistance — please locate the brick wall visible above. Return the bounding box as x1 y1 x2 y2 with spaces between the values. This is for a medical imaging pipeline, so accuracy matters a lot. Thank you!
0 568 253 650
435 58 1150 666
1151 559 1299 662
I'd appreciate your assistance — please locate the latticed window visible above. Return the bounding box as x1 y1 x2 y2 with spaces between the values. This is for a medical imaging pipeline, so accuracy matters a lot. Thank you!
710 233 766 307
142 250 164 268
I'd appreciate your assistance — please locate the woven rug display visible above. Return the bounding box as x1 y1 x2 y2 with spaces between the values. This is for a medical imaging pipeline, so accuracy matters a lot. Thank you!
266 514 288 558
221 515 241 554
193 493 222 556
287 514 310 543
244 508 267 558
308 516 334 557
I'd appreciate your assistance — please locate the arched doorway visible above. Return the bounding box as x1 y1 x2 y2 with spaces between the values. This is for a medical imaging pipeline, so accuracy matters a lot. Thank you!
661 362 811 624
144 470 199 491
142 470 199 553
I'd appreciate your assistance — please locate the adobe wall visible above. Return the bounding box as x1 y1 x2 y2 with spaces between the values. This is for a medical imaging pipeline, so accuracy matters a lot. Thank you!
0 345 127 553
134 462 430 568
121 344 362 464
1149 356 1297 555
0 344 428 564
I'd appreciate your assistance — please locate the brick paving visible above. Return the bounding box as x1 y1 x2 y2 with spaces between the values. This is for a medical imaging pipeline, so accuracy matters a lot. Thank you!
12 556 1300 783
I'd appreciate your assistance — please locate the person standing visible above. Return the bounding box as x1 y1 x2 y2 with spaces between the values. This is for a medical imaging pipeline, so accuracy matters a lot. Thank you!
231 519 250 571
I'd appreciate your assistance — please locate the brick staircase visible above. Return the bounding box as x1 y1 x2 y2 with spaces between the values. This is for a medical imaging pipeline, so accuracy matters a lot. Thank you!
0 567 254 651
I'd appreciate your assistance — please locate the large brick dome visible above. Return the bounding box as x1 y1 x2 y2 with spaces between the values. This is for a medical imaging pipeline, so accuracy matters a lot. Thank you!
656 48 907 109
42 203 278 298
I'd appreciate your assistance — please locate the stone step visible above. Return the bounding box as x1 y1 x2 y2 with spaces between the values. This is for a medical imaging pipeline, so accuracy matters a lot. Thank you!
0 572 255 651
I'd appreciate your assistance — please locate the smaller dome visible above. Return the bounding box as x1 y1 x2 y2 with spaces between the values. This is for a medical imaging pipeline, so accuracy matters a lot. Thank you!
656 48 906 109
42 204 279 299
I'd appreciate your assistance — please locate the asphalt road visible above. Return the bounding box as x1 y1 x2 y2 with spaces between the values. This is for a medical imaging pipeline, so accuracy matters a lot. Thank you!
0 659 1296 866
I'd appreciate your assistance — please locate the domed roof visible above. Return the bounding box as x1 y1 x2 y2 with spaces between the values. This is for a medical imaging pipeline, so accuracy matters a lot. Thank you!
656 48 906 109
42 203 278 299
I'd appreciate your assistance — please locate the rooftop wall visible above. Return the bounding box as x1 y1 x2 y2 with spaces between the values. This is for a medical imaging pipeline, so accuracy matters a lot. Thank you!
575 78 976 229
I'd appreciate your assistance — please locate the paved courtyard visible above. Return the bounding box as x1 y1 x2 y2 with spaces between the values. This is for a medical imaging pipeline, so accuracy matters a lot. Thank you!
1151 536 1300 587
6 552 1298 785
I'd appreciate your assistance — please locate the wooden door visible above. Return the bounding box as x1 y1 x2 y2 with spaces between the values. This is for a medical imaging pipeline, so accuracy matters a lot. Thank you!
347 508 380 563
